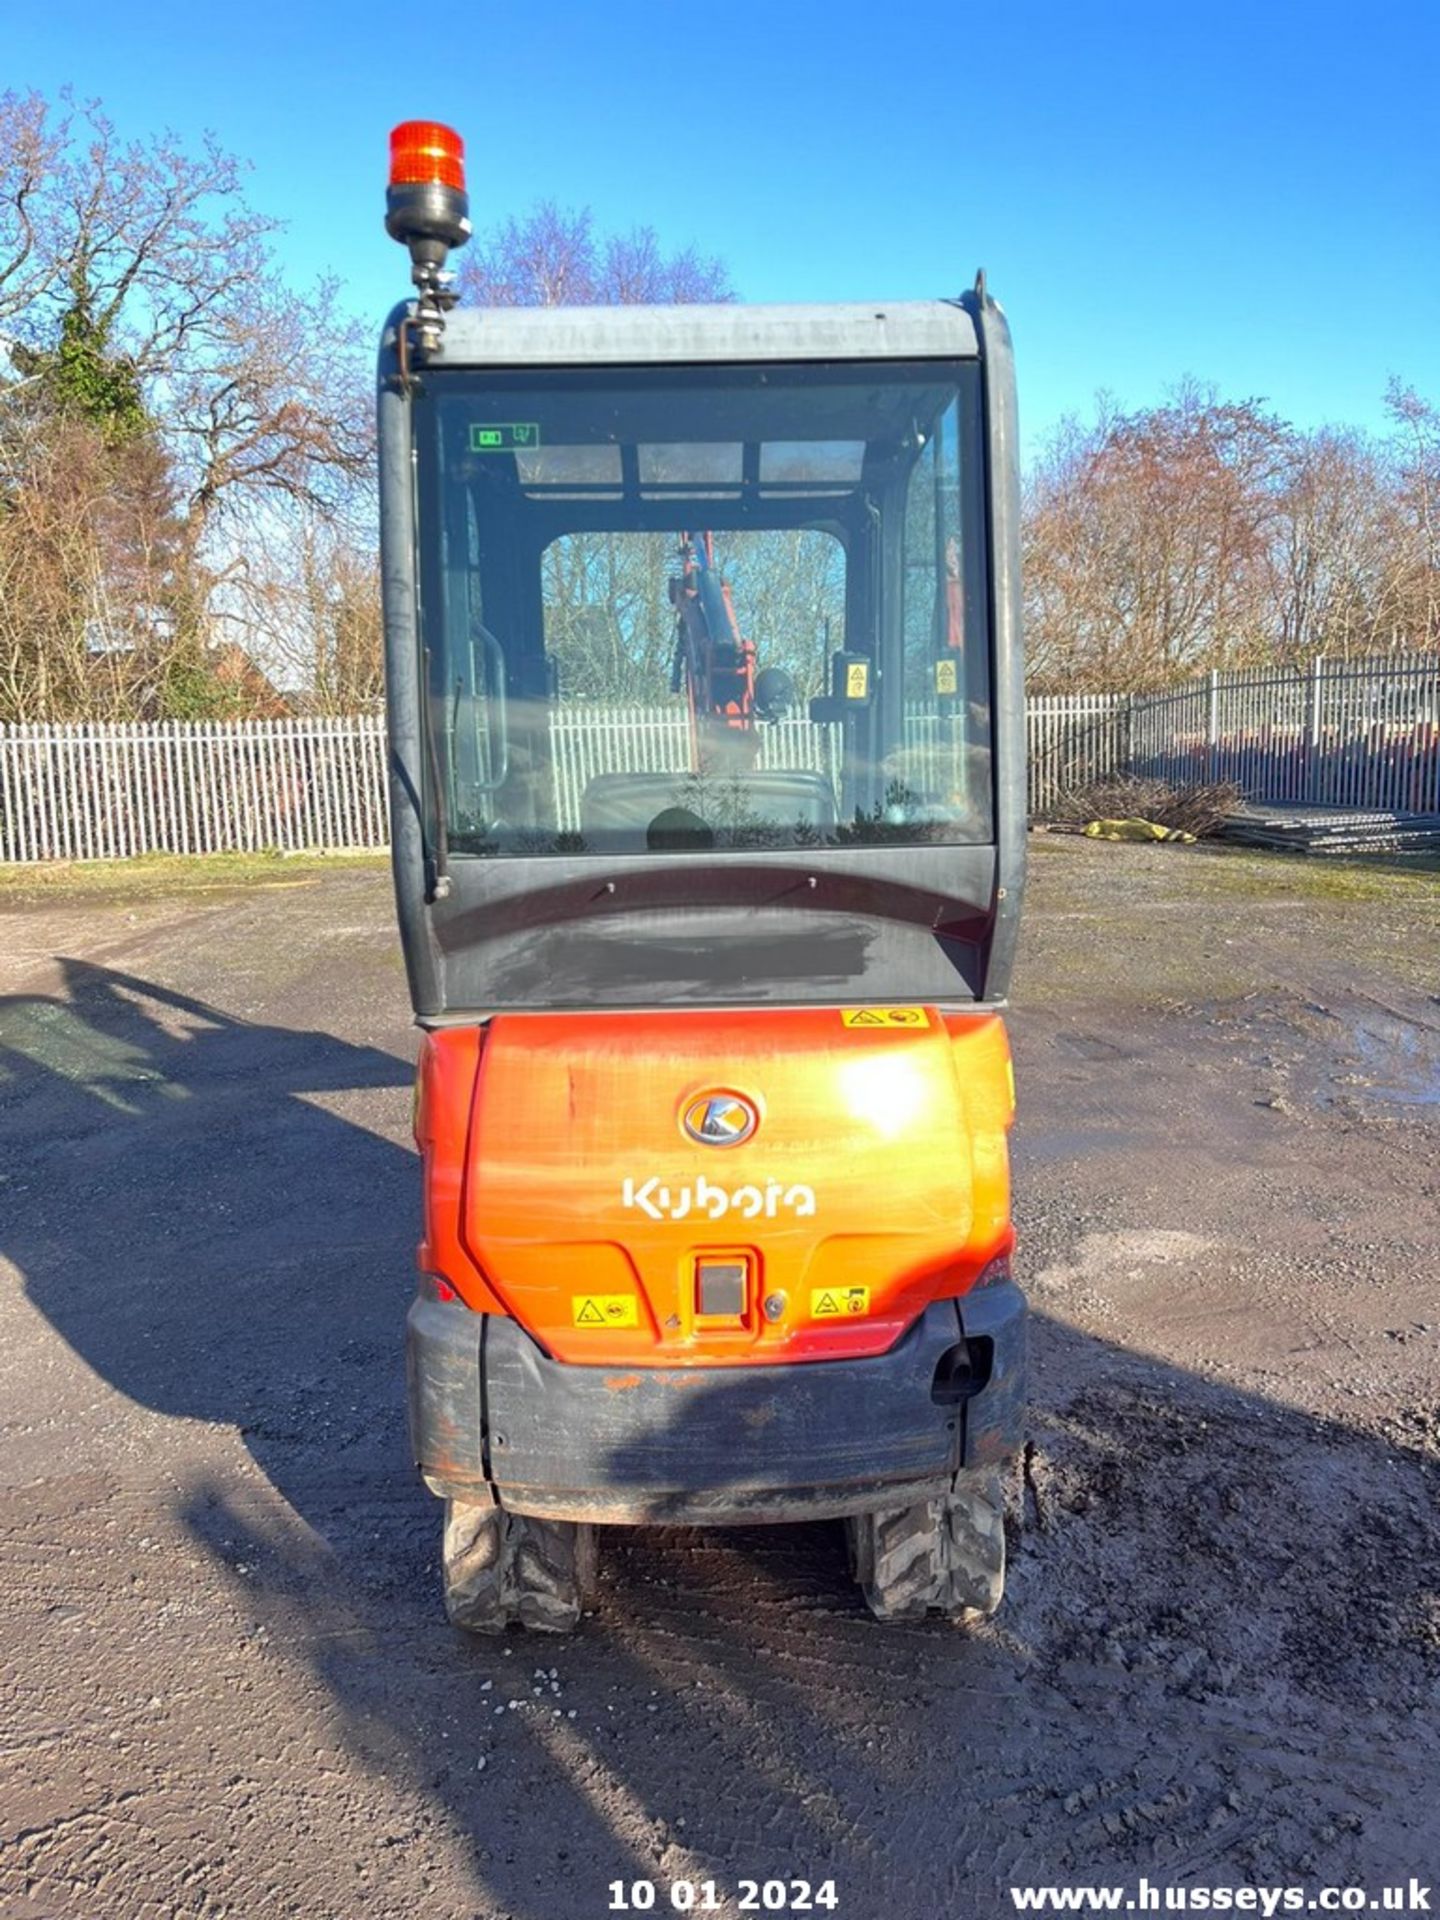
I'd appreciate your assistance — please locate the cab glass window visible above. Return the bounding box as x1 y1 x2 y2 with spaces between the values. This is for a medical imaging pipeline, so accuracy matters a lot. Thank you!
412 361 992 856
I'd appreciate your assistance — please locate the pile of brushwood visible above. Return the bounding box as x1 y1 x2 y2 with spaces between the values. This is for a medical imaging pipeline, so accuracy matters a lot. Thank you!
1042 777 1241 840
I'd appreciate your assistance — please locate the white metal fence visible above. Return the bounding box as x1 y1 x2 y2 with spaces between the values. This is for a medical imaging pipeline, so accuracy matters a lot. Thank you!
0 717 390 862
1128 654 1440 814
1026 693 1131 811
1 656 1436 862
548 707 843 829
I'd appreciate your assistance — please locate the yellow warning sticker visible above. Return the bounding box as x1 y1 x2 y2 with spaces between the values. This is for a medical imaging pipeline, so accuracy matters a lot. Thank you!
934 658 959 696
572 1294 639 1328
811 1285 871 1319
844 661 870 699
840 1007 930 1029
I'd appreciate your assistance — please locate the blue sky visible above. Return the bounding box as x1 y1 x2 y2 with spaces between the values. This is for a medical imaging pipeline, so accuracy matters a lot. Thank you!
9 0 1438 459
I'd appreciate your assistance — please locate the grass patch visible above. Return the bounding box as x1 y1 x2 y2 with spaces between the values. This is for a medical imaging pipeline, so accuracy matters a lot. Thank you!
1188 843 1440 902
0 849 389 903
1030 830 1440 905
1023 834 1440 1007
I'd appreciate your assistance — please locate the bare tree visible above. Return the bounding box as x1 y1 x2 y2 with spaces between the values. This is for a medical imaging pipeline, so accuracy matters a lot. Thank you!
20 98 372 545
1028 389 1298 689
0 90 65 334
48 98 277 381
0 93 373 720
459 201 732 308
1024 377 1440 692
0 413 191 719
4 104 742 721
227 504 384 715
168 275 370 562
1265 429 1409 664
1385 379 1440 646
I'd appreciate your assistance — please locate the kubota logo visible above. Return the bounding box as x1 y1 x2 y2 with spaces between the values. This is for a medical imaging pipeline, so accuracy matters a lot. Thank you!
682 1091 758 1146
622 1176 816 1222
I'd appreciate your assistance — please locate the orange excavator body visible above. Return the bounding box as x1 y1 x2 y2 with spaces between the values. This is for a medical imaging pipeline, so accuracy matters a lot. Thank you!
376 172 1029 1616
415 1006 1016 1369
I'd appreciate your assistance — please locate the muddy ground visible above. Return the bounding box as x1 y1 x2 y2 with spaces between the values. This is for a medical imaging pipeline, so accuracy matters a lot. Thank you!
0 838 1437 1920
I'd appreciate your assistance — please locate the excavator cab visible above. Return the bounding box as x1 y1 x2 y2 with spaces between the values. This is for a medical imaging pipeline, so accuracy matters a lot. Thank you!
379 124 1027 1630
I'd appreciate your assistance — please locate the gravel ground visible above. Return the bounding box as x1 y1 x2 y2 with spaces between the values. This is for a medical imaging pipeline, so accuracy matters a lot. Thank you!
0 838 1436 1920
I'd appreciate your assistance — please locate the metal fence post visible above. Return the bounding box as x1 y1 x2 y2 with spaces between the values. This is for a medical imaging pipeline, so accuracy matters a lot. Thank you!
1305 656 1324 805
1206 669 1220 781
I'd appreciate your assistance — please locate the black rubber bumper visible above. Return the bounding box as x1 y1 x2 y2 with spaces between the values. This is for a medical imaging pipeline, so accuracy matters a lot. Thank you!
406 1280 1027 1525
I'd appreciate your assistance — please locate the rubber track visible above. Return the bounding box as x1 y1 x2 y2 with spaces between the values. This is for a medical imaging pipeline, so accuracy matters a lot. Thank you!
854 1469 1006 1623
442 1501 595 1635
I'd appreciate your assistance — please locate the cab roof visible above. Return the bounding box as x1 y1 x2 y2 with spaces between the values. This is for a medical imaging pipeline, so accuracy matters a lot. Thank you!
404 298 981 369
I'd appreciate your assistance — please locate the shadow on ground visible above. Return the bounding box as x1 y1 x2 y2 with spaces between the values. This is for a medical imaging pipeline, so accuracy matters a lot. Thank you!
2 963 1437 1916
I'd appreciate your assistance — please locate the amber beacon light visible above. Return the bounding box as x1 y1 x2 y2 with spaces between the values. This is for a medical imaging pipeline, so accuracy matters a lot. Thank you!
389 120 466 191
385 119 471 351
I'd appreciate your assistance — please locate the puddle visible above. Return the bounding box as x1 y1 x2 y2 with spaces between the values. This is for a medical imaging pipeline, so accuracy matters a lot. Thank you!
1291 1002 1440 1112
1221 991 1440 1116
1346 1011 1440 1108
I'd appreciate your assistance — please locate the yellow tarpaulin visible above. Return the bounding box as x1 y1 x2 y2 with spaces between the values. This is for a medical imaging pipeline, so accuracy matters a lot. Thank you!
1083 818 1196 844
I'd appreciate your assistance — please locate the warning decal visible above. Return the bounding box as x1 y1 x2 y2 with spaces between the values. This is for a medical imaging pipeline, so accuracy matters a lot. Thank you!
840 1007 930 1029
811 1286 871 1318
572 1294 639 1328
934 658 959 696
844 661 870 698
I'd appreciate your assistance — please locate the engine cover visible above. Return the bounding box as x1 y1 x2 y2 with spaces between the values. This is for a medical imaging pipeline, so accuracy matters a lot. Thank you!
416 1006 1014 1367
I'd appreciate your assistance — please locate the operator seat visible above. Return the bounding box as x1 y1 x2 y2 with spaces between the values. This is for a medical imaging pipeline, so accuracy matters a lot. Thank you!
581 770 838 852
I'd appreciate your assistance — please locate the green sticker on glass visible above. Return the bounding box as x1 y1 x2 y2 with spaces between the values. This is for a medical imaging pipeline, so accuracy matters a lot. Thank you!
469 423 541 452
